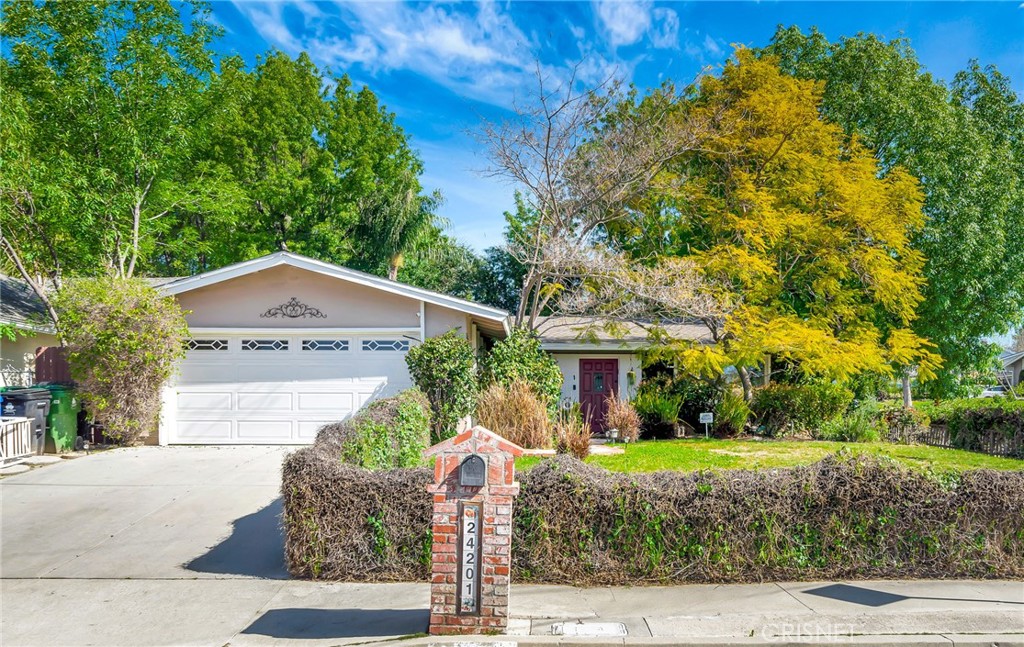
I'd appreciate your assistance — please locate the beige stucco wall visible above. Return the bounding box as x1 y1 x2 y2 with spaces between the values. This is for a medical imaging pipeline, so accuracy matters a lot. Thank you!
177 265 422 329
424 303 470 339
553 352 641 406
1010 357 1024 387
0 331 59 388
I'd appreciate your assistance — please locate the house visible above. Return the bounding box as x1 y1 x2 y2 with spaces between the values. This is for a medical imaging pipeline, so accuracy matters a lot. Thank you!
1000 349 1024 388
3 253 711 443
535 315 710 426
156 252 509 445
0 276 60 388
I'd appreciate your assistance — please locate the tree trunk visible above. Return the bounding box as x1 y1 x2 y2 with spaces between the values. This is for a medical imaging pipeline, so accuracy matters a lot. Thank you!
902 372 913 409
738 365 753 402
762 355 771 387
388 252 403 281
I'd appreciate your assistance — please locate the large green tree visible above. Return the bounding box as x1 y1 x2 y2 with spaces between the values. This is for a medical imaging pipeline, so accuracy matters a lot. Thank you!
760 28 1024 396
1 0 220 326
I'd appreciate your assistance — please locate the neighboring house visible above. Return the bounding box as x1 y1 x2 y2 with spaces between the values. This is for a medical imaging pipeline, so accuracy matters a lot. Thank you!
1000 350 1024 388
0 276 60 388
157 252 509 445
536 315 710 427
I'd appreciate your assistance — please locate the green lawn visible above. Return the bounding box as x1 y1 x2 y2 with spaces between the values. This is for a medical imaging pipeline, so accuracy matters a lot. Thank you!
515 438 1024 473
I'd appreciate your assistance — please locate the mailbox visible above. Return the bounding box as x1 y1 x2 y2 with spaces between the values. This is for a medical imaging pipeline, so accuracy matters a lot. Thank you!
459 454 486 487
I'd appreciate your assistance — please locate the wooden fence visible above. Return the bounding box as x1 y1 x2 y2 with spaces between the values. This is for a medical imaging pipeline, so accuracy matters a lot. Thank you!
1 417 34 464
909 424 1023 459
35 346 72 384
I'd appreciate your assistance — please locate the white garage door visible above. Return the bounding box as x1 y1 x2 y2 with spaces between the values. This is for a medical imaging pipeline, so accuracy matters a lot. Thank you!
170 333 414 444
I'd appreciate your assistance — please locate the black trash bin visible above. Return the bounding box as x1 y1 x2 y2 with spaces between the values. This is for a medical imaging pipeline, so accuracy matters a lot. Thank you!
1 387 52 455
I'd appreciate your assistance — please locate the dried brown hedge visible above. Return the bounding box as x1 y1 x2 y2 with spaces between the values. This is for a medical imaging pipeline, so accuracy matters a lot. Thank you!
282 442 433 580
514 455 1024 584
283 450 1024 583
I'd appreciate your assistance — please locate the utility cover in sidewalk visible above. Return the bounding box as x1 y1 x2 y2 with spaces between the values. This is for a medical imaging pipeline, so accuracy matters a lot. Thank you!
551 621 627 637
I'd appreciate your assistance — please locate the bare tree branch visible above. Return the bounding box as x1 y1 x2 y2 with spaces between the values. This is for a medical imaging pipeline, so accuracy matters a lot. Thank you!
478 62 718 328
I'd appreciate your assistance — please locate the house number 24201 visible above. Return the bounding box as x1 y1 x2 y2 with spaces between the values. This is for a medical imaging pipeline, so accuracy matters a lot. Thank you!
458 502 482 615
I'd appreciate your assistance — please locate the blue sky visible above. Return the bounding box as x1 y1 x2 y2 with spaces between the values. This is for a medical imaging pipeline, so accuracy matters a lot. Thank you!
209 1 1024 252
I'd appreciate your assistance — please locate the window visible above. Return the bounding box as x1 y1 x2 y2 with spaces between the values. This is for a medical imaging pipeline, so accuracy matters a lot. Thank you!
302 339 349 351
362 339 410 352
241 339 288 351
187 339 228 351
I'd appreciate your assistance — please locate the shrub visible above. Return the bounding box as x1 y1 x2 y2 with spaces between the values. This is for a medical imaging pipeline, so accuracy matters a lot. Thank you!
846 371 898 402
475 381 551 449
282 452 1024 583
604 394 640 442
713 389 749 437
636 374 721 430
54 277 187 445
317 389 431 469
632 388 683 439
480 327 562 412
881 405 931 444
947 405 1024 459
818 399 883 442
553 405 590 460
918 397 1024 426
751 382 854 437
405 330 477 443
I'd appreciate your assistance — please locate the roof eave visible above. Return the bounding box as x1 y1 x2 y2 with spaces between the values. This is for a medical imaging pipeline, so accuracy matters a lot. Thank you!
160 252 510 324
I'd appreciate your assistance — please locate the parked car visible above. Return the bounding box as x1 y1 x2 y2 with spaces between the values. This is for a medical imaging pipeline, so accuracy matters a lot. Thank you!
979 385 1008 398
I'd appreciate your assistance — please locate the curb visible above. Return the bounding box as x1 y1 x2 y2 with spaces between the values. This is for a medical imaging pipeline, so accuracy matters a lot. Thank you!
397 634 1024 647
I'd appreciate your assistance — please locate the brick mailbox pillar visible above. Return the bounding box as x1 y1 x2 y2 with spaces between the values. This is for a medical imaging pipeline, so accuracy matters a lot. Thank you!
423 426 524 635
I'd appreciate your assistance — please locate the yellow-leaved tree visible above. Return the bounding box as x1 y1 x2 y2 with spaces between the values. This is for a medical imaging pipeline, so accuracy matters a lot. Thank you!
614 50 941 399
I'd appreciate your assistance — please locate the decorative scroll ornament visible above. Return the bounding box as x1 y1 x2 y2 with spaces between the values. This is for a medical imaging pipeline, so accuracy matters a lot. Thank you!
260 297 327 319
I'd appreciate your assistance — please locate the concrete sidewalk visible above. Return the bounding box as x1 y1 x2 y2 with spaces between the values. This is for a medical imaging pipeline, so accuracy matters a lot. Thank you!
2 578 1020 646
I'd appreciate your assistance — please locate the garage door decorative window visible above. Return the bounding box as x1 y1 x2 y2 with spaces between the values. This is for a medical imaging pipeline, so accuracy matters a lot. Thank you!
187 339 228 351
302 339 350 351
362 339 410 352
242 339 289 351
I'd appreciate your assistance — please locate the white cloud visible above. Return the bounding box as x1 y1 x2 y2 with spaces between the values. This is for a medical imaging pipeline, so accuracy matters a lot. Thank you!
679 29 727 65
703 33 722 56
595 1 652 48
649 8 680 49
231 0 542 107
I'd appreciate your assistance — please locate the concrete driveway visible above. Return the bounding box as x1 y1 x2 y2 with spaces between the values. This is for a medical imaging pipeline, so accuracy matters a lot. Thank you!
0 447 431 647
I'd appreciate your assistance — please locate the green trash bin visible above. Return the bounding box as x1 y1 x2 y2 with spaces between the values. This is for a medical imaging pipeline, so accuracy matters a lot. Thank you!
40 384 81 453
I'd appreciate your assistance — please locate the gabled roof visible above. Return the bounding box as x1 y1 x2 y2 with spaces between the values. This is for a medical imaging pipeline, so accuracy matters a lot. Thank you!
1002 350 1024 366
159 251 510 330
535 315 711 351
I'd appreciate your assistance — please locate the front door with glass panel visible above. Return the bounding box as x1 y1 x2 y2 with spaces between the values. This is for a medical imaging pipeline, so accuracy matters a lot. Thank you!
579 358 618 432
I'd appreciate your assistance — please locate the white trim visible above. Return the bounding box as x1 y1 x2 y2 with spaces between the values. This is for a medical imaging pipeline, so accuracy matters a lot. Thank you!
543 342 644 352
160 252 509 324
418 301 425 342
1 320 56 336
158 383 176 446
188 326 420 335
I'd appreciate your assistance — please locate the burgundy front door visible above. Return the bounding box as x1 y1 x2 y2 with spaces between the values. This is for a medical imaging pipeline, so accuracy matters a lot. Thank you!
579 358 618 432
